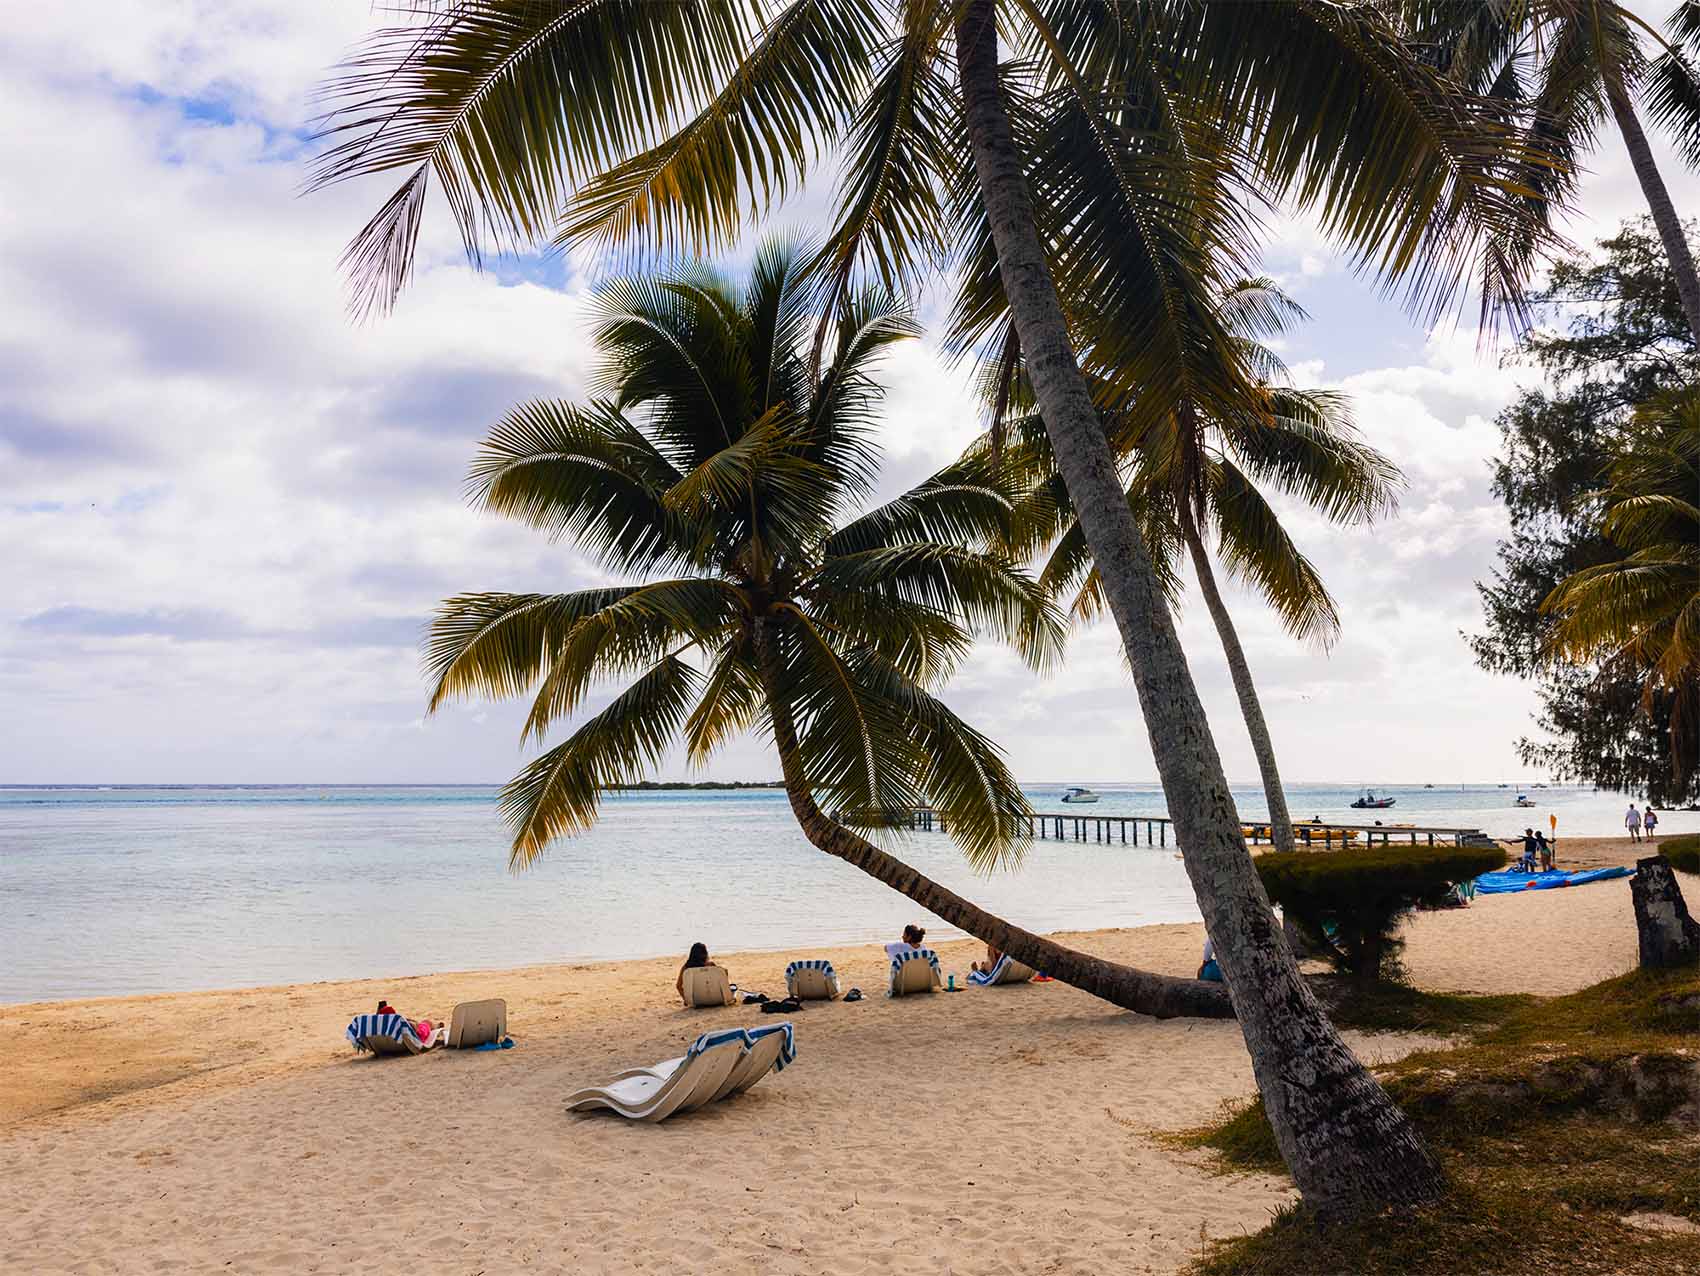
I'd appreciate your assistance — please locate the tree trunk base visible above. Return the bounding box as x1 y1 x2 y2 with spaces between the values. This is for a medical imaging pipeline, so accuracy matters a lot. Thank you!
1633 857 1700 968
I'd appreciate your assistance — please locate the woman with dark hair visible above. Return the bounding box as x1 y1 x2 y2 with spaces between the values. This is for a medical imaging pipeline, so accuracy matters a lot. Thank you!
884 923 926 960
676 942 713 1006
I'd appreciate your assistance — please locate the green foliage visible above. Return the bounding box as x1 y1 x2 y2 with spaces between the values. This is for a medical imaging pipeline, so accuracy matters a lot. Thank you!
1472 218 1700 807
1663 834 1700 874
1184 965 1700 1275
423 242 1059 871
1255 846 1507 982
1312 980 1533 1035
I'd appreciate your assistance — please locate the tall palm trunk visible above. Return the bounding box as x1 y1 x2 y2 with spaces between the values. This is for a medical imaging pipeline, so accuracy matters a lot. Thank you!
1183 526 1296 855
1604 66 1700 339
752 620 1231 1019
954 0 1442 1218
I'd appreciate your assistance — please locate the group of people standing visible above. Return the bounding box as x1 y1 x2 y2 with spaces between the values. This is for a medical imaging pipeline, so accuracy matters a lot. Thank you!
1625 804 1660 842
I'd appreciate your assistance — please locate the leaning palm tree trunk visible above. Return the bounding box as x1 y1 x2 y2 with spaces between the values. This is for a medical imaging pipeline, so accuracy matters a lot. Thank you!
1183 527 1296 856
1605 68 1700 339
753 622 1231 1019
955 0 1442 1217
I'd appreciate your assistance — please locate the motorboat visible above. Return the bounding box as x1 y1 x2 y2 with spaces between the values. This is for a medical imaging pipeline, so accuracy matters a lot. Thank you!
1350 789 1396 810
1060 787 1101 804
1515 795 1537 808
1423 783 1434 789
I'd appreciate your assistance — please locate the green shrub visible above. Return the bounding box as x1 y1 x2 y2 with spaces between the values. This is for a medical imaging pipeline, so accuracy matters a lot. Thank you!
1660 834 1700 875
1257 845 1507 983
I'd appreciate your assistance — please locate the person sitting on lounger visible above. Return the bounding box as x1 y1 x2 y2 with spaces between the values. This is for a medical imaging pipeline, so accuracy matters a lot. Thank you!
971 942 1004 976
676 942 725 1007
884 924 927 961
1197 937 1223 983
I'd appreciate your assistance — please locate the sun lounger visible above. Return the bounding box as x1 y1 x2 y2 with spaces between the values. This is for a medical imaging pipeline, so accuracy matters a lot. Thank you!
967 954 1036 986
448 998 507 1048
887 948 942 997
567 1024 796 1121
784 959 840 1000
346 1013 444 1056
609 1022 797 1101
681 964 734 1008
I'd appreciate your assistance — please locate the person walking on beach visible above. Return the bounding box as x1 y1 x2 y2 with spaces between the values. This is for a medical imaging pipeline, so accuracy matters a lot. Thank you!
1644 807 1659 841
1626 803 1643 842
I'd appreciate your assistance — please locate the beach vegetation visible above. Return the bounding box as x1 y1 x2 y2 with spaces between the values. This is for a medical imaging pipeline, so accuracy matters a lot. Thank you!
1407 0 1700 338
1255 846 1508 983
1664 834 1700 873
996 279 1400 860
1542 383 1700 796
1185 964 1700 1275
421 241 1225 1020
1472 218 1700 807
313 0 1562 1218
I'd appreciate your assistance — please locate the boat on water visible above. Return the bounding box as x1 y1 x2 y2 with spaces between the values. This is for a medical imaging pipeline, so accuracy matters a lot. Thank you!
1515 794 1537 808
1060 787 1101 804
1423 783 1434 789
1350 789 1396 810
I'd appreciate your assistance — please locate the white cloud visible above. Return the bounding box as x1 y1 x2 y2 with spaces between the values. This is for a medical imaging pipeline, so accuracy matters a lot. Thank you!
1 1 1696 788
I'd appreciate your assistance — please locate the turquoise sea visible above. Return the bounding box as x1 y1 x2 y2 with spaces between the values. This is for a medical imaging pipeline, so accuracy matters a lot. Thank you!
1 782 1686 1003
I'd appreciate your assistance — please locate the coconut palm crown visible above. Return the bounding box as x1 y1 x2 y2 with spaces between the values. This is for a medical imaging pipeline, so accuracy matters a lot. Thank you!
424 241 1062 869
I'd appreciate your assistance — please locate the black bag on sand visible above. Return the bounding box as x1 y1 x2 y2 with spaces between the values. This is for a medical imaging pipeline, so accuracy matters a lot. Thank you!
760 996 802 1013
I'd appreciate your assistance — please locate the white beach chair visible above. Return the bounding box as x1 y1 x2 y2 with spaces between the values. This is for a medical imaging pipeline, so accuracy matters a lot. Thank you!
887 948 942 997
608 1022 797 1103
345 1013 443 1056
681 964 734 1008
784 959 840 1001
566 1026 793 1121
967 955 1036 987
447 998 507 1048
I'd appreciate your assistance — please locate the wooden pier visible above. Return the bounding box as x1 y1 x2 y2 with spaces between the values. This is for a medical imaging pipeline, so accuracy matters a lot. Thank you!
874 808 1485 849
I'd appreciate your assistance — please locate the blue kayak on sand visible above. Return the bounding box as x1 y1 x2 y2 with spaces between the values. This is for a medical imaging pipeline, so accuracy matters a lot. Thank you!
1473 866 1634 895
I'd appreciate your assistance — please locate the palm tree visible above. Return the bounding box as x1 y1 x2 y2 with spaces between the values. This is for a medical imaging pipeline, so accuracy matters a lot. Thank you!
1543 383 1700 794
424 241 1229 1018
1407 0 1700 337
1003 282 1403 858
308 0 1551 1214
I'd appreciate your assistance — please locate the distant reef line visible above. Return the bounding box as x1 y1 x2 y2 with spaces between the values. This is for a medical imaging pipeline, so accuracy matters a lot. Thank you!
600 780 784 791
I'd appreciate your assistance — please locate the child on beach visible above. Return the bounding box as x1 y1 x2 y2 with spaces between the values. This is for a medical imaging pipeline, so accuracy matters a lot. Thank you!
1644 808 1659 840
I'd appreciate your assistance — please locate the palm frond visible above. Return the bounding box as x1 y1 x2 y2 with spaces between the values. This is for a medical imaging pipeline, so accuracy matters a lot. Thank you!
310 1 757 315
557 0 883 255
1209 458 1342 648
501 653 703 867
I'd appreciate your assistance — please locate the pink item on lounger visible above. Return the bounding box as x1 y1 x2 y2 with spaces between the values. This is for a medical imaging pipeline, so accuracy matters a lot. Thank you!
416 1019 433 1038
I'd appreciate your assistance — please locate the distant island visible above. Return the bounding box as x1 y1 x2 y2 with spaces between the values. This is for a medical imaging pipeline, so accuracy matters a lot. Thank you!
602 780 784 791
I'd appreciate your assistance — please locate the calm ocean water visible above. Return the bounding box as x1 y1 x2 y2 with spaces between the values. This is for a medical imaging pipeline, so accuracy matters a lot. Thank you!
2 782 1688 1002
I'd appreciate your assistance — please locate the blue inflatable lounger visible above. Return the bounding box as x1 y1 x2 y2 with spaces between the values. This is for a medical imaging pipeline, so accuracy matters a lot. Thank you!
1472 866 1634 896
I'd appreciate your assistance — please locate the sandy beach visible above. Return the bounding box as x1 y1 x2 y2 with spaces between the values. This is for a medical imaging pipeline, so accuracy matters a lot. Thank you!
0 837 1652 1274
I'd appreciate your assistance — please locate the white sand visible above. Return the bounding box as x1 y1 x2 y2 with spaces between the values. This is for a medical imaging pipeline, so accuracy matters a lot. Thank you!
0 846 1648 1274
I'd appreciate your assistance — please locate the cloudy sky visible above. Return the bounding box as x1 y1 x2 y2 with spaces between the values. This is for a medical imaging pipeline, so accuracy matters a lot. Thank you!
4 2 1695 787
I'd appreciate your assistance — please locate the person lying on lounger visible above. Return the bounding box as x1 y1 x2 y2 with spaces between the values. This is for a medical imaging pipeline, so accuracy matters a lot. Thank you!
375 999 435 1042
971 943 1004 975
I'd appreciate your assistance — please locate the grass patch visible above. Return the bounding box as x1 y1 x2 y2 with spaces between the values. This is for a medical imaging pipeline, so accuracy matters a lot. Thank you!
1184 965 1700 1275
1312 977 1532 1035
1662 834 1699 875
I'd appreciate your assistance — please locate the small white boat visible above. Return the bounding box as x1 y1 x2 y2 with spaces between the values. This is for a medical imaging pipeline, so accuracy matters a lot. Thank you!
1060 787 1101 804
1515 795 1537 808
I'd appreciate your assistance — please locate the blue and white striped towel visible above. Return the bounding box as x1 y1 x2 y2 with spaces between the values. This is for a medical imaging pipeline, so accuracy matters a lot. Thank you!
345 1013 422 1052
887 947 941 995
743 1022 798 1072
968 954 1014 986
684 1024 798 1074
784 959 835 980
